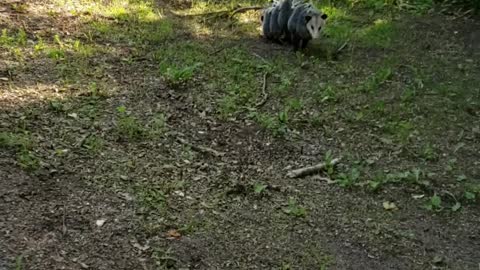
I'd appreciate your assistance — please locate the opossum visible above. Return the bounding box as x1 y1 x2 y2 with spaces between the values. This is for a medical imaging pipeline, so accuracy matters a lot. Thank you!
261 7 273 40
287 3 328 51
269 1 282 41
276 0 293 42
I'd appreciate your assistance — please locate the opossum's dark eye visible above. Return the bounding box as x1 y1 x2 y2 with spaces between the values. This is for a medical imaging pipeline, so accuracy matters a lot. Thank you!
311 25 314 31
318 26 322 31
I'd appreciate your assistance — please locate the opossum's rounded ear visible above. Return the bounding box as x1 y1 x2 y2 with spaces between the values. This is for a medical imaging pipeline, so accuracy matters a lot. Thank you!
261 15 264 21
321 13 328 20
305 15 312 22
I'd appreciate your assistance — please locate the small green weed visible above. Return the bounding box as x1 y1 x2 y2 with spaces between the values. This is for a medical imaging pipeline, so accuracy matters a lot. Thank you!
0 29 27 47
425 194 443 211
48 99 67 112
17 150 40 171
358 19 395 48
252 109 289 137
152 247 176 269
115 106 145 140
361 67 393 93
46 48 65 59
314 84 337 104
285 97 304 112
384 120 414 143
0 132 33 150
336 167 361 188
82 135 104 153
283 197 307 218
161 62 203 88
15 255 23 270
148 113 168 136
464 184 479 202
253 183 268 195
420 143 438 161
136 185 167 212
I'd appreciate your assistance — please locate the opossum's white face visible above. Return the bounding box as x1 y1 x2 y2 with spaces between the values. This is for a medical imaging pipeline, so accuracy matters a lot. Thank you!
306 13 328 39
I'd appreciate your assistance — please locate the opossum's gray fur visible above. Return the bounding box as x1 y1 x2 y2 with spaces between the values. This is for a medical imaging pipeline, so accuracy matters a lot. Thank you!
261 0 327 50
261 6 273 39
287 3 327 50
269 1 282 40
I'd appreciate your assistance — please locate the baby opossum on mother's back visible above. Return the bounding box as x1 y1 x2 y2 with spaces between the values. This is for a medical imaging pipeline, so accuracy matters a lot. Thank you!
287 3 328 50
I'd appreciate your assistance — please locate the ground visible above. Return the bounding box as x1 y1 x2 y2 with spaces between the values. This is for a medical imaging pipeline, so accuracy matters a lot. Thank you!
0 0 479 269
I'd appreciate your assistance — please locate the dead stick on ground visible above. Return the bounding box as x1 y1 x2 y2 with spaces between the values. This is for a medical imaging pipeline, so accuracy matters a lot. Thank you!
255 72 269 107
286 158 341 178
177 137 225 157
229 6 264 17
252 52 269 64
336 41 349 55
175 6 263 18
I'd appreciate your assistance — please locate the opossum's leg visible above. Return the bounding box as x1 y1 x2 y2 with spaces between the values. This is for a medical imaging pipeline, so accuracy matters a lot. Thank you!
292 36 301 51
301 39 309 49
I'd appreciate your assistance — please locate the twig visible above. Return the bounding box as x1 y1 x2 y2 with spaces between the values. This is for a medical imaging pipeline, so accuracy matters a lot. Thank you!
311 175 337 184
174 6 263 18
286 158 341 178
336 41 349 55
252 52 268 64
209 46 226 55
229 6 264 17
176 137 225 157
451 8 473 20
255 72 269 107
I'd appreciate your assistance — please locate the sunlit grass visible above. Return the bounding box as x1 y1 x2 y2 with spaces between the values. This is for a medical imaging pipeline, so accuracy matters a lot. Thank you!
357 18 395 47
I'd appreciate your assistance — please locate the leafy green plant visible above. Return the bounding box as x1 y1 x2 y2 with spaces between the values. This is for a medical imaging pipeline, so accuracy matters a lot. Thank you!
161 62 203 88
361 66 393 93
83 135 104 153
336 167 361 188
314 84 337 104
253 183 268 195
464 184 480 202
115 106 145 140
15 255 23 270
148 113 167 136
17 150 40 171
425 194 443 211
421 143 438 161
283 197 307 217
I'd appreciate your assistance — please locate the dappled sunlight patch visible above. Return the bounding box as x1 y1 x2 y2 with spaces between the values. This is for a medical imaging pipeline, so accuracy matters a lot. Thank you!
356 18 395 47
318 5 349 20
173 1 228 16
0 83 69 108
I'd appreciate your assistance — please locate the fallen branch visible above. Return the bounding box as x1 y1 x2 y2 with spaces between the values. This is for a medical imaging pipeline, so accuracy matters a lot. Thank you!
176 137 225 157
252 52 269 64
174 6 263 18
286 158 341 178
229 6 264 18
311 175 337 184
336 41 349 55
209 46 226 55
255 72 269 107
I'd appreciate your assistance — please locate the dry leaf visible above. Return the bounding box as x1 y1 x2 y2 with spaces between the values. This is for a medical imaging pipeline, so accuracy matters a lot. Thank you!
166 229 181 239
383 201 398 211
